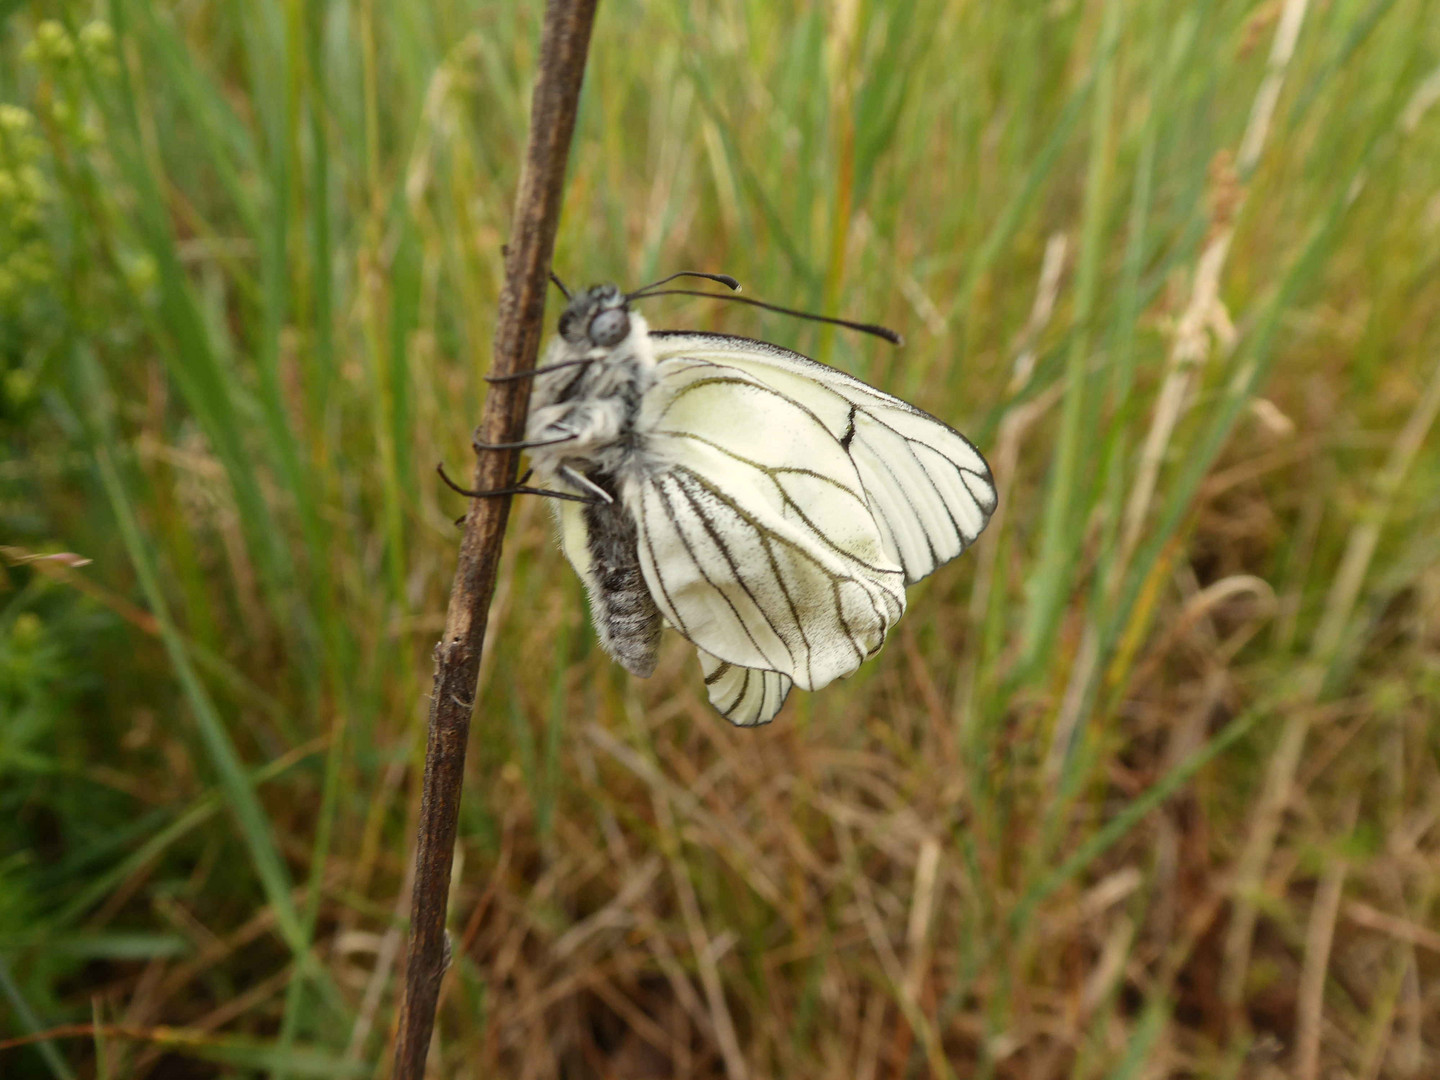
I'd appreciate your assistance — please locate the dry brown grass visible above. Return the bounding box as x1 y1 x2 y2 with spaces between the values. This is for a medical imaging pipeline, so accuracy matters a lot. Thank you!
4 1 1440 1078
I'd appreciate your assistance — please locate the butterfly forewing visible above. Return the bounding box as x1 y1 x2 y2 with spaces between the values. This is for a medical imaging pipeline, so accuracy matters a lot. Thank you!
633 359 906 693
649 332 998 584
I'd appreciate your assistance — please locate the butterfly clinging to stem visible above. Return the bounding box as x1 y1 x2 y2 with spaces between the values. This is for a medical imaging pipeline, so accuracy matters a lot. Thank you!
443 272 997 726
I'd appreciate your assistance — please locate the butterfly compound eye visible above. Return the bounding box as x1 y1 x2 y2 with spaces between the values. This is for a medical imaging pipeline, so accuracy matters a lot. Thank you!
589 308 630 347
558 309 585 343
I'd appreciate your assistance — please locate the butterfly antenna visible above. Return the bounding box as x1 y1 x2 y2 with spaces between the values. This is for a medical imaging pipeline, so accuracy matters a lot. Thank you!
628 271 741 299
631 289 903 346
550 271 573 299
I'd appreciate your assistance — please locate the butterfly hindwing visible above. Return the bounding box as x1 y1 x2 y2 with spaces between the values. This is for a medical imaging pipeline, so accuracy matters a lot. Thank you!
698 650 792 726
649 332 998 584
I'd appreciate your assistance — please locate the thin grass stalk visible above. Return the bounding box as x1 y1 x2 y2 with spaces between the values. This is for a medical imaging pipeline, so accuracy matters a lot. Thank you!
1119 0 1311 568
1214 34 1435 1004
89 425 310 965
390 3 600 1077
671 7 817 290
947 74 1093 363
47 745 323 933
0 957 75 1080
1017 0 1121 678
1221 309 1440 1006
816 0 859 364
61 331 333 996
102 0 299 630
1046 10 1178 778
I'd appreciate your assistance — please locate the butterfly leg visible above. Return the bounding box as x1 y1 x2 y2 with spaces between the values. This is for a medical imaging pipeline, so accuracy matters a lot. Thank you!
558 465 615 505
485 356 593 384
470 430 577 452
436 462 601 505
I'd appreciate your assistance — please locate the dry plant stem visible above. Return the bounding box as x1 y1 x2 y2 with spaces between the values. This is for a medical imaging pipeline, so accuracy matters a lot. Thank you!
1295 798 1359 1080
1119 0 1312 566
390 2 599 1077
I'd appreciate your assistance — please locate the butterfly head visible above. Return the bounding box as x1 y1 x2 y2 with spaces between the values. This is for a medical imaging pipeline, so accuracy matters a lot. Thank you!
557 284 634 351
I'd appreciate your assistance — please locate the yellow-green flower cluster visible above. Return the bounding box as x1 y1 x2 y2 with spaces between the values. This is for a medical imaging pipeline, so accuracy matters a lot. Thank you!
21 20 77 66
0 104 53 311
19 19 117 143
20 19 117 70
78 21 116 57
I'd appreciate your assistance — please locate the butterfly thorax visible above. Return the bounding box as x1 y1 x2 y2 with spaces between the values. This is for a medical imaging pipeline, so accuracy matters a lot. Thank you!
524 288 659 489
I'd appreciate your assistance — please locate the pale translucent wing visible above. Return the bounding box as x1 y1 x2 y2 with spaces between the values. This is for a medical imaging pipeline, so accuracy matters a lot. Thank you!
633 359 906 693
650 332 997 584
698 650 792 726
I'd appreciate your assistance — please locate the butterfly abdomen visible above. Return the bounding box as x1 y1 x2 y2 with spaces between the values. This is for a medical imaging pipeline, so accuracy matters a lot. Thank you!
581 479 663 678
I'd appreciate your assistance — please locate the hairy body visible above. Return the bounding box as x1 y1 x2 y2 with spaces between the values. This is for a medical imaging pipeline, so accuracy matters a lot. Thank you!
526 285 665 677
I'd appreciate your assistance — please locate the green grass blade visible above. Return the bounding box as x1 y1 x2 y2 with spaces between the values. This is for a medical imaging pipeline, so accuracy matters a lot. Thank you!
69 336 307 958
0 955 76 1080
90 447 307 954
1017 0 1123 676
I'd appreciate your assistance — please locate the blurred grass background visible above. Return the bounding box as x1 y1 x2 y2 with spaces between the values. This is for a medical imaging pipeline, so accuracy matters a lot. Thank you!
2 0 1439 1076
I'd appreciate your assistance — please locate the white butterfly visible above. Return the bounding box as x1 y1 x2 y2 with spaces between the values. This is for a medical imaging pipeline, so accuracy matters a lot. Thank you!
471 275 996 727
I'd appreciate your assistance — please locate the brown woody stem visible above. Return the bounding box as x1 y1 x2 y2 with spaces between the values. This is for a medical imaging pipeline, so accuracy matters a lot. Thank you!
389 2 599 1076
